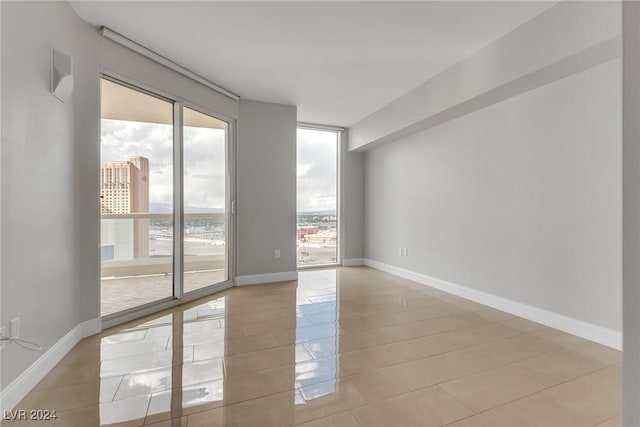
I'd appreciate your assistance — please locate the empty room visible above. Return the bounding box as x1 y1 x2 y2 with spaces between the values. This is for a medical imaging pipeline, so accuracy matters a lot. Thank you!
1 1 639 426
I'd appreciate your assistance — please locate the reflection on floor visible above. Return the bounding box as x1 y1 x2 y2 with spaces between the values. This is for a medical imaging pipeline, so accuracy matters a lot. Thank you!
9 267 621 426
101 270 227 316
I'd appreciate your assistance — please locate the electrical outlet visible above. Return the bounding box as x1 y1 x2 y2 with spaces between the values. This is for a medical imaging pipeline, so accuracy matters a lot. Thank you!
404 248 409 256
398 248 402 256
10 317 20 339
274 249 281 259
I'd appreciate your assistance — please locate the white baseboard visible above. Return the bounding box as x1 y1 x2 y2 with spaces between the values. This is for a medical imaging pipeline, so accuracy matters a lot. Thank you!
235 271 298 286
0 317 102 413
363 259 622 350
342 258 365 266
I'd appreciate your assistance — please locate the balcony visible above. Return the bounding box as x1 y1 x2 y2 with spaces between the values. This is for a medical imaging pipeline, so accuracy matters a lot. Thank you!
101 212 227 316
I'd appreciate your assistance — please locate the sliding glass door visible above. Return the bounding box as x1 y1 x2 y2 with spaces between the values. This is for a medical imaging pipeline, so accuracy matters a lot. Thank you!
182 107 229 293
100 79 175 316
100 77 232 318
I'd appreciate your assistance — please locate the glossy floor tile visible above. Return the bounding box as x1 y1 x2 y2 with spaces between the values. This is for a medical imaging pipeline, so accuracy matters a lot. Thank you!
4 267 621 426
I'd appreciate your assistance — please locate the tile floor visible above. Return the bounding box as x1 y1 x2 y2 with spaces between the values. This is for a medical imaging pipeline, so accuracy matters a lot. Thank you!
4 267 621 426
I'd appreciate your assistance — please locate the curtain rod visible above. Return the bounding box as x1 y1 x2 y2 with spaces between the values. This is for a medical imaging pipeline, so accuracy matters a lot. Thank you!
99 26 240 101
297 122 345 132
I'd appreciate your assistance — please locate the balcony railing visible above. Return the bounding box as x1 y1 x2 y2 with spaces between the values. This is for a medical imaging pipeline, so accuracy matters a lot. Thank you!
101 212 226 278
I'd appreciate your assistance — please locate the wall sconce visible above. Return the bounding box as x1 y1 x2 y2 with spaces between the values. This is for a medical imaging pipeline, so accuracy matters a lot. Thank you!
51 48 74 102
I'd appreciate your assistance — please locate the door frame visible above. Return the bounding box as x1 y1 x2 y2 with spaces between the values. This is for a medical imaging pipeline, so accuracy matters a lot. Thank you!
100 73 236 329
296 122 344 269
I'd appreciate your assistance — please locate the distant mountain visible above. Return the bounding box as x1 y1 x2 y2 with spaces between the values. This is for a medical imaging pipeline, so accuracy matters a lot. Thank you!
184 205 226 214
149 203 172 213
150 203 225 213
150 203 333 215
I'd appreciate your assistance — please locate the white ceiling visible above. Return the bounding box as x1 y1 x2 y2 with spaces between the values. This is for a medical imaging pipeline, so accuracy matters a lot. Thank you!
70 1 555 127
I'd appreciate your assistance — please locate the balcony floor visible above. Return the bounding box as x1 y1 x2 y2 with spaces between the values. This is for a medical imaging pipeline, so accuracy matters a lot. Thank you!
101 270 227 316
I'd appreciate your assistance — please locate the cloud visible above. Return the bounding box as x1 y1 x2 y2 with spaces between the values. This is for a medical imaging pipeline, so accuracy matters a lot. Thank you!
183 127 226 208
101 122 339 213
297 128 337 212
297 163 312 178
101 120 226 209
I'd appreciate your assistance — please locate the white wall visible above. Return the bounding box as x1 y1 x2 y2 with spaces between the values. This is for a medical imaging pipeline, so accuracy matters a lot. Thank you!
350 1 621 151
237 99 297 278
622 2 640 424
365 58 622 332
1 1 101 389
342 133 365 261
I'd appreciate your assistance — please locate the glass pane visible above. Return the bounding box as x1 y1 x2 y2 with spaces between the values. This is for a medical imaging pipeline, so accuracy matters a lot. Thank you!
100 78 174 316
183 107 228 292
297 128 338 266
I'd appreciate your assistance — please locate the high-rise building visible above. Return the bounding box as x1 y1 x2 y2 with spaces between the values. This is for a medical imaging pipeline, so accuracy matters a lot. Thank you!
100 156 149 214
100 156 149 259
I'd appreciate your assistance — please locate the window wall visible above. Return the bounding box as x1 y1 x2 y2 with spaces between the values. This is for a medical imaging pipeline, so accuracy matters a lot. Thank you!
296 127 340 267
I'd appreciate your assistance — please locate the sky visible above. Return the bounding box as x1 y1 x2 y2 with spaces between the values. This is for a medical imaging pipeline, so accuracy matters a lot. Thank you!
297 128 337 212
101 121 337 212
101 119 226 210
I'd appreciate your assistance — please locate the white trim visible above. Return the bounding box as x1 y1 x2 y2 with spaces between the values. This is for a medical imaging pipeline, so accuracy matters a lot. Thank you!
296 124 343 267
337 129 343 266
235 271 298 286
342 258 365 267
363 259 622 350
298 264 340 270
0 318 101 413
